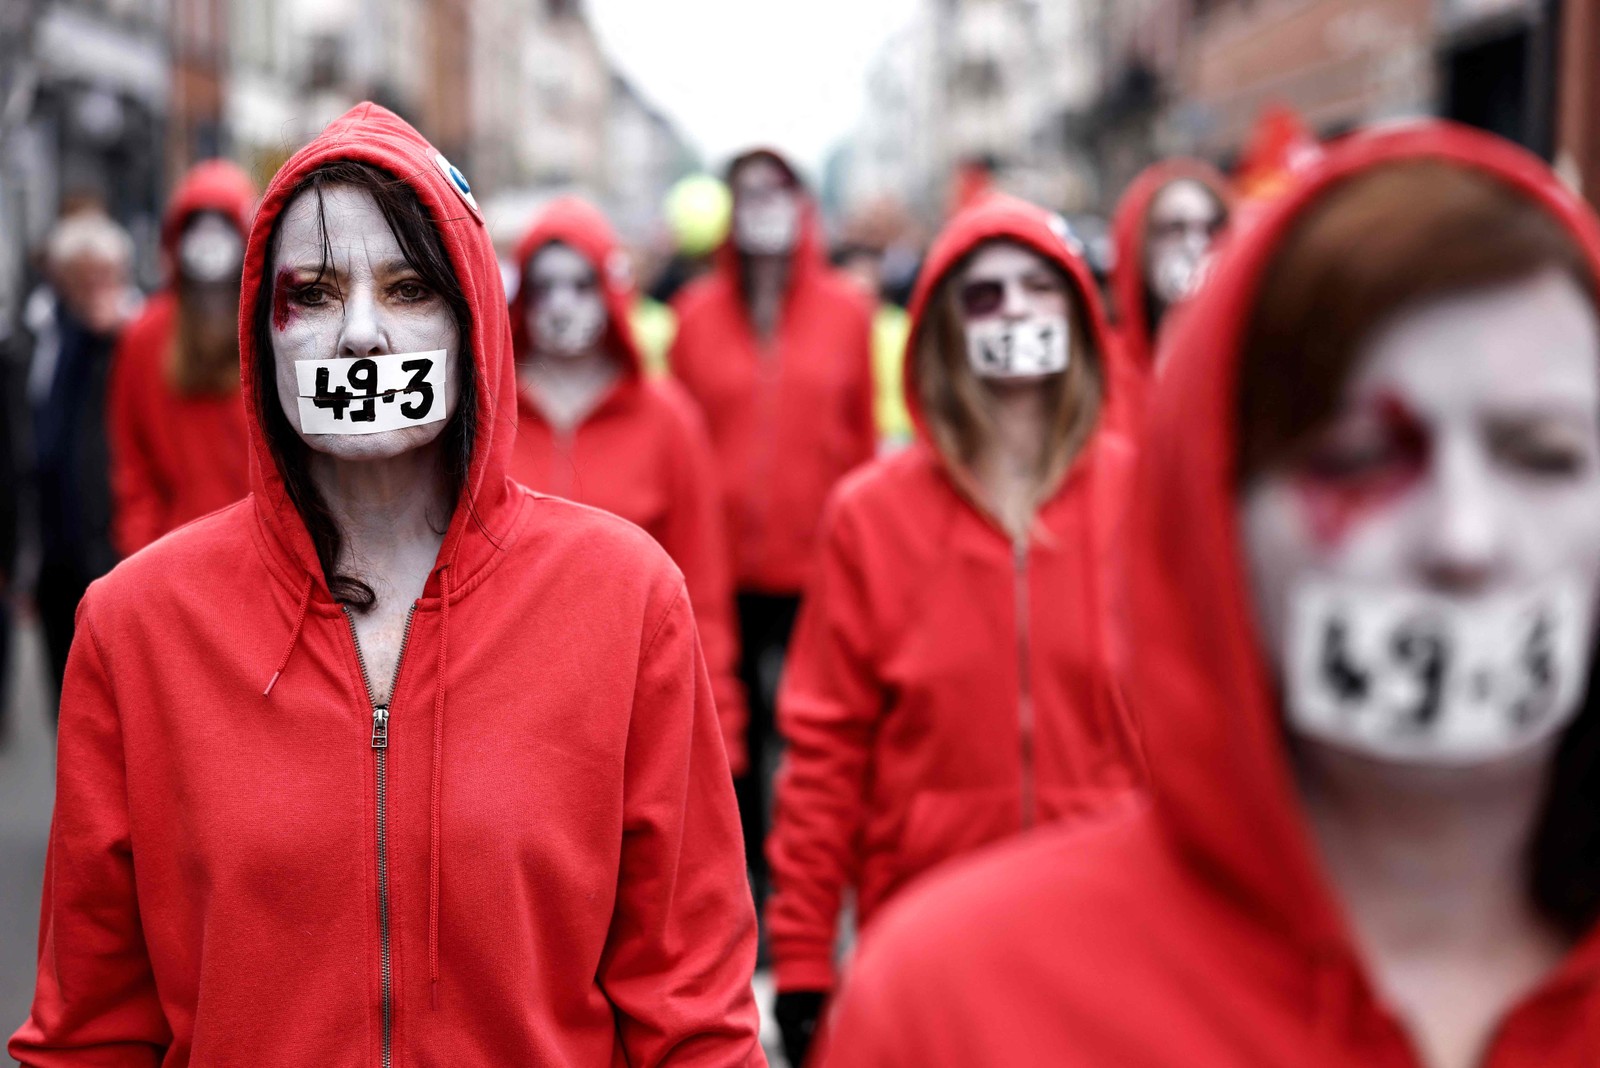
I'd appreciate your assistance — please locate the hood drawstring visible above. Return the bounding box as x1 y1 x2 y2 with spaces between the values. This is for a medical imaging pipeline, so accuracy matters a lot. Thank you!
263 573 315 697
428 562 452 1009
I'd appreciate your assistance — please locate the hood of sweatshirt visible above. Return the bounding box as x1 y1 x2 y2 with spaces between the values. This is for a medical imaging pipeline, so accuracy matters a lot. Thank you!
1110 158 1234 370
902 193 1124 501
239 102 517 607
1126 120 1600 974
160 158 258 281
509 195 644 380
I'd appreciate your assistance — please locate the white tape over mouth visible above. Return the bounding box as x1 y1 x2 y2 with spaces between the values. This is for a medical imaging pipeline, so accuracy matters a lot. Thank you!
965 316 1071 379
1284 578 1590 765
294 350 448 435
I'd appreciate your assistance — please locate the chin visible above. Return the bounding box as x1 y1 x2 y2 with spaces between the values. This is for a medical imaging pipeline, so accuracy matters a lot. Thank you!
301 423 447 462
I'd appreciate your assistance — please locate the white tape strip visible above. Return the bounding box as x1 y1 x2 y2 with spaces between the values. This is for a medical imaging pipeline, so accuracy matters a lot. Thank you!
294 350 448 436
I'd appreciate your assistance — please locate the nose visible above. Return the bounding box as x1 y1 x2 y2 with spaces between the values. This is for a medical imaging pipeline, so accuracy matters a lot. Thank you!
1416 435 1507 595
338 286 389 358
999 279 1031 321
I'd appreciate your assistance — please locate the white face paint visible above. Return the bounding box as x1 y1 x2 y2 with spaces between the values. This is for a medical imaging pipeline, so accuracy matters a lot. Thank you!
732 158 800 256
957 242 1072 381
270 185 462 462
1241 269 1600 767
525 242 606 359
1145 179 1224 307
179 212 244 285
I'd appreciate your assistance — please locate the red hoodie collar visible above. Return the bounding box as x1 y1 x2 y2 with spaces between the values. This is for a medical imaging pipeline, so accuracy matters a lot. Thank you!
509 195 645 381
1109 158 1234 370
902 194 1124 504
1124 121 1600 978
160 159 258 283
238 102 520 606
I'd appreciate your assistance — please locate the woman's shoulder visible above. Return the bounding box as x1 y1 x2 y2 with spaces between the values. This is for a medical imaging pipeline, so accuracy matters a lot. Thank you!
82 499 264 628
513 489 683 591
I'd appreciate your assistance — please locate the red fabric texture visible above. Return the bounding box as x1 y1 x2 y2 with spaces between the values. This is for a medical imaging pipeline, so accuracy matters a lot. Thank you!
508 196 749 775
821 123 1600 1067
12 104 761 1067
667 151 877 595
108 161 257 556
765 194 1145 994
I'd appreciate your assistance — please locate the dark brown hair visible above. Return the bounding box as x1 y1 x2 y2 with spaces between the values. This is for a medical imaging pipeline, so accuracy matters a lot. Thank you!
1235 161 1600 939
250 161 477 612
914 240 1102 501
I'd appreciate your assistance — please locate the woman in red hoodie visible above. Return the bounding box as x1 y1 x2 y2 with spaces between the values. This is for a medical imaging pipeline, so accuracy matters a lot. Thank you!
11 104 761 1067
107 160 256 556
822 123 1600 1068
1109 158 1232 380
669 148 877 914
507 197 748 774
766 194 1144 1065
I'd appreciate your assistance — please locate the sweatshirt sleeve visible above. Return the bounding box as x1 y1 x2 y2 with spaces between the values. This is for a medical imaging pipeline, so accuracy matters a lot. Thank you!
598 581 764 1067
658 391 748 776
106 330 165 558
766 495 881 993
9 595 171 1066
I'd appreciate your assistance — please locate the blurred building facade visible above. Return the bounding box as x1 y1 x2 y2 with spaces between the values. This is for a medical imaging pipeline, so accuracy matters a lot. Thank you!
841 0 1598 221
1 0 694 337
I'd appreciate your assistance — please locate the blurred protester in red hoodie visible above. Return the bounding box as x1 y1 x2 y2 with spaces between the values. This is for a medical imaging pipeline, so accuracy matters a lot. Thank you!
823 123 1600 1068
669 148 876 917
1109 159 1232 381
12 104 760 1067
108 160 256 557
508 196 748 774
767 195 1143 1066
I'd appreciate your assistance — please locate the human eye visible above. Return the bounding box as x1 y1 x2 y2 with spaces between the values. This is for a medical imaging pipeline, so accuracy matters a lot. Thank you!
1491 418 1594 478
391 278 434 303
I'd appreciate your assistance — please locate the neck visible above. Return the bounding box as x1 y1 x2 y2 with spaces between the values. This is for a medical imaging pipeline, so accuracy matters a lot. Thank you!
309 443 452 581
520 346 621 430
970 380 1053 539
744 253 789 339
1298 743 1558 955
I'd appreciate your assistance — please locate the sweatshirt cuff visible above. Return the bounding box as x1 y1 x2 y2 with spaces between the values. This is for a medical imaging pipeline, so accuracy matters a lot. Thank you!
773 954 837 994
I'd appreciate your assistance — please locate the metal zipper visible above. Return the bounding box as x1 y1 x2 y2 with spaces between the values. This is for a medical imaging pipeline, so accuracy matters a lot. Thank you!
344 602 418 1068
1013 539 1036 829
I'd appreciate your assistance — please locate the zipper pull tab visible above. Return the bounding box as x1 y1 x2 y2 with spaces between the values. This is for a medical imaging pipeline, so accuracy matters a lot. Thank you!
371 705 390 749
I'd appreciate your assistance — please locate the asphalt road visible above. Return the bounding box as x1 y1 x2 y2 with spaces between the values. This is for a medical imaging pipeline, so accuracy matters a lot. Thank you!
0 619 55 1052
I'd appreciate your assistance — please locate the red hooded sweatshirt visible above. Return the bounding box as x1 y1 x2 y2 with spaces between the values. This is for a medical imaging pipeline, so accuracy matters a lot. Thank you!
820 124 1600 1067
1108 158 1234 385
107 160 256 557
667 150 877 595
507 197 749 775
11 104 762 1068
765 195 1145 995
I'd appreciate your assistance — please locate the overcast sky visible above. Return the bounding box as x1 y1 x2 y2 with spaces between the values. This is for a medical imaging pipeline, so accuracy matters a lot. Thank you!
587 0 921 179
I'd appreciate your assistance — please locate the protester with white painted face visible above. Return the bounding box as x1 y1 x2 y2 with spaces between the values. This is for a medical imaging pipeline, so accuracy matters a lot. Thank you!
822 124 1600 1068
11 105 762 1067
1110 159 1232 380
107 160 256 558
669 148 876 924
767 195 1143 1066
507 196 748 776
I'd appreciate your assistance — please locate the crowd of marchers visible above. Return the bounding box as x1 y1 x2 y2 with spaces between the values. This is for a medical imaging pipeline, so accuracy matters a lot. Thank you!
6 101 1599 1068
